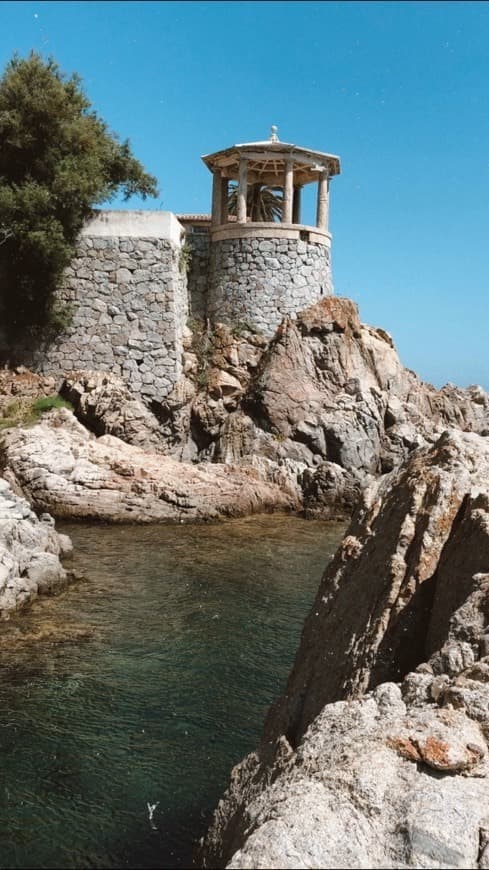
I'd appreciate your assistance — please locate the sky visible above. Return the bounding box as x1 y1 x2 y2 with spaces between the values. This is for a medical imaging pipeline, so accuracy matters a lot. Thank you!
1 0 488 389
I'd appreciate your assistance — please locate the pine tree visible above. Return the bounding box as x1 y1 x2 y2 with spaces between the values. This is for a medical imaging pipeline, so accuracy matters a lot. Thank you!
0 52 158 341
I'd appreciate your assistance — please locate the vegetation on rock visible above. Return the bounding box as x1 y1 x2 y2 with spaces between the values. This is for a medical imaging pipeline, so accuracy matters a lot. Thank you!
0 52 158 343
0 394 73 430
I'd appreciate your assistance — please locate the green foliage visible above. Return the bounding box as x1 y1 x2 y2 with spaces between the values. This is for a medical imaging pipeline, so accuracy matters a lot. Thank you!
48 299 75 335
196 367 210 389
0 52 158 343
0 393 73 429
187 316 204 334
31 395 73 414
228 182 283 222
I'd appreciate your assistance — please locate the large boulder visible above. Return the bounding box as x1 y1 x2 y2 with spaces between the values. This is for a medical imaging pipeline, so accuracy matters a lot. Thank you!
0 408 298 523
264 430 489 741
200 429 489 868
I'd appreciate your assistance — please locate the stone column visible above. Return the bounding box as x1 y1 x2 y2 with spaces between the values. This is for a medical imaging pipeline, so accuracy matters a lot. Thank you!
237 157 248 223
292 186 302 224
211 168 222 226
316 169 329 231
220 176 229 224
282 158 294 223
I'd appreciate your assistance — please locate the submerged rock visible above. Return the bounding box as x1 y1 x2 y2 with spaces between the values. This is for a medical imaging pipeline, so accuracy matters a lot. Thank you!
0 408 298 523
200 429 489 868
0 478 70 618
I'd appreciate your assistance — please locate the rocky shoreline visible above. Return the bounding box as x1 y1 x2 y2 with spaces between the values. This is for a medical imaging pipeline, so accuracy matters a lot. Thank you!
0 478 72 619
1 300 489 867
1 407 297 524
2 298 489 527
199 430 489 869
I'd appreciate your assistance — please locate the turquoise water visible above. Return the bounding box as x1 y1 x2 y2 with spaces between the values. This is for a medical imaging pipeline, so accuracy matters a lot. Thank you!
0 516 343 869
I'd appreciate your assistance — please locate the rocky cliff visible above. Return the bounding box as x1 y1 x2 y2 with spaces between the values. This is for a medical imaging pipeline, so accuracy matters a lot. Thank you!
200 430 489 868
57 297 489 518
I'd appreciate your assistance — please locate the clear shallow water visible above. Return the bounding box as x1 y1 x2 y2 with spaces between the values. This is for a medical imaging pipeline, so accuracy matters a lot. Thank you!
0 516 344 869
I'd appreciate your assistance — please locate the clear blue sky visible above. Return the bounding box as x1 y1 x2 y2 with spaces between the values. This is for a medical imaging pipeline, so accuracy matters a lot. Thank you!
1 1 488 389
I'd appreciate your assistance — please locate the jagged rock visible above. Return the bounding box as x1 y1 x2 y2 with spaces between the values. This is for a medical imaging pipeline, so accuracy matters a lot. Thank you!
162 299 489 518
264 430 489 745
61 371 167 452
0 408 298 523
0 478 70 618
207 369 244 406
200 429 489 869
13 299 486 521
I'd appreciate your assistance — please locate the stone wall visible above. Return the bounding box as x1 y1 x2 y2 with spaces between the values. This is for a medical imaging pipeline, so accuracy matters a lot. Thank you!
0 209 339 397
28 212 188 402
208 236 332 335
185 228 210 320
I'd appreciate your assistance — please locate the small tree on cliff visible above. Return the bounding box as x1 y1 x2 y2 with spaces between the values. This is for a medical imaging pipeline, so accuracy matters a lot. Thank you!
0 52 158 342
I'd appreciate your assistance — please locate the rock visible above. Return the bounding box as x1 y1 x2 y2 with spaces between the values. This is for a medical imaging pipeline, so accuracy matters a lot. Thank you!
5 296 489 521
0 368 59 429
208 369 244 403
260 431 489 744
61 370 166 452
164 298 489 518
0 369 57 401
302 461 364 519
202 682 489 869
0 479 69 618
200 428 489 869
0 408 298 523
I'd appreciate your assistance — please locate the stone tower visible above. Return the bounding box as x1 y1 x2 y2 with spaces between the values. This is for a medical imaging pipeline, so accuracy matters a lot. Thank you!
202 128 340 335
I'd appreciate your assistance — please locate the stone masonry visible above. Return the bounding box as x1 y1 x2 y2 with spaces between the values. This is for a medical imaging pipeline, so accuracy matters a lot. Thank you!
185 229 211 321
30 212 187 402
0 204 337 399
207 236 332 335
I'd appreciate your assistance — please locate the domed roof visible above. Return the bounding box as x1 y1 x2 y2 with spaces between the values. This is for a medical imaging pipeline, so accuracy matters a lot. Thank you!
202 128 340 186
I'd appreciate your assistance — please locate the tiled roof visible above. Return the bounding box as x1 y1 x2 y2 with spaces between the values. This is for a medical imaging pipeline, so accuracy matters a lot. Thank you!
176 214 211 222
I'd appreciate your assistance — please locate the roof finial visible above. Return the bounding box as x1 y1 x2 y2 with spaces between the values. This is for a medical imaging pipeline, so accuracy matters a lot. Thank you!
270 125 279 142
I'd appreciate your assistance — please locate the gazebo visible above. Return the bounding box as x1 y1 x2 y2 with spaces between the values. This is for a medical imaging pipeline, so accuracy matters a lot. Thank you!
202 126 340 235
201 129 342 336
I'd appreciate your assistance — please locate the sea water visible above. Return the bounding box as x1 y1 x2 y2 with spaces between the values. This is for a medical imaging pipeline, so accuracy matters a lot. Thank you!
0 516 344 869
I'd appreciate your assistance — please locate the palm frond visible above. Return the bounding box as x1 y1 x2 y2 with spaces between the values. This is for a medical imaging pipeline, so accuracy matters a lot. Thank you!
228 182 283 222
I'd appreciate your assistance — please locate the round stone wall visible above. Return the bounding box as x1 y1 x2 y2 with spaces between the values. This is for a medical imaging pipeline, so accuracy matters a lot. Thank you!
208 235 333 336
